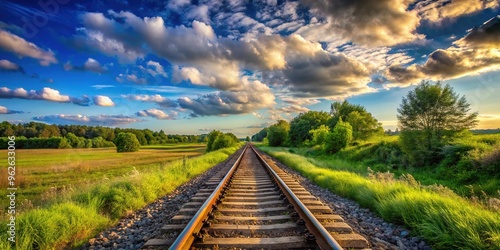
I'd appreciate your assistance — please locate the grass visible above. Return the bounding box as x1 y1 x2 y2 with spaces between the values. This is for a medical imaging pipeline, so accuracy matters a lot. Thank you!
0 144 206 209
293 133 500 196
259 146 500 249
0 144 241 250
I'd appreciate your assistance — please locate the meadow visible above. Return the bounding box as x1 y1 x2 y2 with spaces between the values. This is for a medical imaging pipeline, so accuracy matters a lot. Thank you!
259 146 500 249
0 143 241 249
0 143 206 210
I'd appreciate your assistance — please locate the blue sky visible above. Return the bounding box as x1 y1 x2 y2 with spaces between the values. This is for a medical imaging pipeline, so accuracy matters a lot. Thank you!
1 0 499 137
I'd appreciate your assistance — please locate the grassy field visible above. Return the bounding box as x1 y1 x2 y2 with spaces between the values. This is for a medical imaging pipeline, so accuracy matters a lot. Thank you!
259 146 500 249
0 143 206 213
293 133 500 196
0 143 241 249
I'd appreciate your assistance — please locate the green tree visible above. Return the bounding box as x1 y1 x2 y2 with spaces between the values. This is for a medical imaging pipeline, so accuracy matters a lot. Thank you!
267 120 290 146
206 130 223 152
212 133 238 151
329 101 382 140
246 136 250 142
325 118 353 153
309 125 330 147
397 81 478 166
251 128 268 142
65 133 85 148
115 132 141 152
289 111 330 146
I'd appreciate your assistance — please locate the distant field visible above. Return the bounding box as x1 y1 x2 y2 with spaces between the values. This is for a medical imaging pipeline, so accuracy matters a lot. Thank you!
0 143 206 210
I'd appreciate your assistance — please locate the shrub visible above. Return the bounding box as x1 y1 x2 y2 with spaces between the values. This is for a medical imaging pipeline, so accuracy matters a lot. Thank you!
325 118 353 153
115 132 140 153
206 130 223 152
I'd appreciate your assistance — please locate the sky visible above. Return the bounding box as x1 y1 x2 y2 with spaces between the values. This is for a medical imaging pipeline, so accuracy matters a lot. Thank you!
0 0 499 137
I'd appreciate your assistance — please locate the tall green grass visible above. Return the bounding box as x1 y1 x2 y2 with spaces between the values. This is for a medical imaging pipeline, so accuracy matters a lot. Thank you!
0 145 241 250
259 147 500 250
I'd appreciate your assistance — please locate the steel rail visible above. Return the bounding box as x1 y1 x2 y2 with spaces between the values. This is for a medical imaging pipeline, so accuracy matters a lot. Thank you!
250 144 343 250
169 144 248 250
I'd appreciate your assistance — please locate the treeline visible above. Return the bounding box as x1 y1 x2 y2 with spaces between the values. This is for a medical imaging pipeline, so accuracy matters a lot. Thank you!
0 135 115 149
206 130 240 152
0 121 209 148
252 100 384 153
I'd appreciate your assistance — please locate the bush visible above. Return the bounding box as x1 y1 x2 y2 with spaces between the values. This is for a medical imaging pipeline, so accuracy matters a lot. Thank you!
212 134 239 151
309 125 330 148
206 131 239 152
325 118 353 153
115 133 140 153
206 130 223 152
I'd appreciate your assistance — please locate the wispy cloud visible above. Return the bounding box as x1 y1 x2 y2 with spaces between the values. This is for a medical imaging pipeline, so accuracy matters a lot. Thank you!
0 59 24 73
0 30 57 66
136 109 176 120
33 114 142 126
0 105 24 114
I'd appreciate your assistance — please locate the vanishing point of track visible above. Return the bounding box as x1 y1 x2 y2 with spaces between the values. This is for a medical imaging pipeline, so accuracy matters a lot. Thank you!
144 144 369 249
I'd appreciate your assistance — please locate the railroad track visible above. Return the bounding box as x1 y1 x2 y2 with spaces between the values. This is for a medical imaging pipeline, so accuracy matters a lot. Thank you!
144 144 369 249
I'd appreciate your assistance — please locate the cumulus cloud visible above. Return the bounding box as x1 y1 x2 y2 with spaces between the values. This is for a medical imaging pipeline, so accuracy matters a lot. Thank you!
33 114 142 126
0 30 57 66
143 60 167 77
71 12 147 63
384 16 500 87
136 108 175 120
0 87 92 106
270 35 375 99
0 59 24 73
64 58 107 73
122 94 178 108
299 0 422 46
415 0 499 22
71 11 376 100
0 105 24 114
178 77 275 117
93 95 115 106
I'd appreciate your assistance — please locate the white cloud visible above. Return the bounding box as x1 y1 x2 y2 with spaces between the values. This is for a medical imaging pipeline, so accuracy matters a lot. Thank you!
116 73 147 84
145 60 167 77
33 114 142 126
136 108 175 120
0 87 91 106
91 85 115 89
0 59 24 73
121 94 178 108
0 105 23 114
0 30 57 66
178 77 275 116
93 95 115 106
